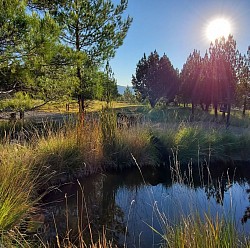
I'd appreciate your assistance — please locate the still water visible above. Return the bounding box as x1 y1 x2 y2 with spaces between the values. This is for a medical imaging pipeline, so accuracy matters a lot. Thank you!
42 162 250 247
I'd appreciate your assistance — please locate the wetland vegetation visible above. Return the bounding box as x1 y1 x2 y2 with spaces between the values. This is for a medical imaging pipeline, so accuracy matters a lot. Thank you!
0 102 250 247
0 0 250 247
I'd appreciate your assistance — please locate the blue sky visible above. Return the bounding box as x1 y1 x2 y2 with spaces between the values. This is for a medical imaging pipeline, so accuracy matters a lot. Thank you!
110 0 250 86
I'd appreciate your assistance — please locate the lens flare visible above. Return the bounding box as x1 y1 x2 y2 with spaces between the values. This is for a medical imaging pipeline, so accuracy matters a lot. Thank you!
206 18 231 41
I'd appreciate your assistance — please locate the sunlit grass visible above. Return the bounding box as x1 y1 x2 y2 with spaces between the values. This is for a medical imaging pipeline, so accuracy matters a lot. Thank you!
0 144 39 231
0 105 249 246
37 100 142 113
162 213 249 248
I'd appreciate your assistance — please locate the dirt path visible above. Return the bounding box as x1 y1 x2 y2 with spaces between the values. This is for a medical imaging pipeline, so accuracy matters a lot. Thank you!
0 110 77 123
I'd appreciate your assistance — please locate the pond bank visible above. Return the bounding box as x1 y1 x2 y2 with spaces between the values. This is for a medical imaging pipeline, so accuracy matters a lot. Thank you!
0 110 250 247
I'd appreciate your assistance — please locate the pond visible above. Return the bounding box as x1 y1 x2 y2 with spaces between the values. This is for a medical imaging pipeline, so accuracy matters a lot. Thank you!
42 162 250 247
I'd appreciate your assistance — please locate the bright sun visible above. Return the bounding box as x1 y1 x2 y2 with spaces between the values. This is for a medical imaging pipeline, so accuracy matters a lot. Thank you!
206 18 231 41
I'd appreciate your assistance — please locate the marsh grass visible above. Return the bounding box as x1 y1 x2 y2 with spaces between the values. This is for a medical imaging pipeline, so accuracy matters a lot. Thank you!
158 121 250 163
99 107 159 168
147 106 214 123
0 143 43 241
230 109 250 127
0 105 249 247
0 120 23 140
162 213 249 248
36 121 104 180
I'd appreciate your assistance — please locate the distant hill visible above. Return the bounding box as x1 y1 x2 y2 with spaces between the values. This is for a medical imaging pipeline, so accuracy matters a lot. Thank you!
117 85 134 95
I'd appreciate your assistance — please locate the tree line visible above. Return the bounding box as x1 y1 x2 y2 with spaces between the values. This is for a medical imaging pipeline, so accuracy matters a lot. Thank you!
0 0 132 118
132 35 250 122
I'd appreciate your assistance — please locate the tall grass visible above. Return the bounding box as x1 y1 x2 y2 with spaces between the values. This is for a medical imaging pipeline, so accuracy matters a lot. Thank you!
158 122 250 163
0 106 249 247
0 143 43 248
162 213 249 248
99 107 158 168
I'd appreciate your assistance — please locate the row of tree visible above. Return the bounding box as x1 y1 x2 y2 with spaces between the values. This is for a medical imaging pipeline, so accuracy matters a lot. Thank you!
0 0 132 118
132 35 250 119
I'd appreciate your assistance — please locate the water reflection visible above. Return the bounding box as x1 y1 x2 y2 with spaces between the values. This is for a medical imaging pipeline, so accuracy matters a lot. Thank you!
242 188 250 224
42 162 250 247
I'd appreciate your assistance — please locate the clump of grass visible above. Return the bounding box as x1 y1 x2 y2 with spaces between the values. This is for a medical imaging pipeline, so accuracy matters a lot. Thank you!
0 120 23 140
99 107 157 168
174 125 208 162
36 121 104 180
230 109 250 127
113 128 157 167
158 122 250 163
0 144 40 232
163 213 249 248
208 130 238 159
100 107 117 161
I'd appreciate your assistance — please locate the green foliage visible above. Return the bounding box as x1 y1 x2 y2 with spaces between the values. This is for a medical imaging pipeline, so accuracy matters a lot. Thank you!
0 92 33 111
123 86 136 103
236 47 250 115
41 0 133 105
180 50 202 106
132 51 179 107
0 0 28 63
0 1 79 105
0 0 132 111
54 0 132 63
180 35 238 120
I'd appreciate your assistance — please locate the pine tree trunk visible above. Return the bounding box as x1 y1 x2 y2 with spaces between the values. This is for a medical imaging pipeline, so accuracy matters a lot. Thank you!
242 95 247 117
205 104 209 112
226 104 231 127
20 110 24 120
200 102 204 111
77 66 85 124
191 102 195 115
76 21 85 124
191 102 195 121
214 103 218 119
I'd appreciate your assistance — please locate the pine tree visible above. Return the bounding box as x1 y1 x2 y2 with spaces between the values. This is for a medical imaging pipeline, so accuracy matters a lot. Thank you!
132 51 178 107
180 50 202 114
208 35 237 124
50 0 132 117
236 47 250 116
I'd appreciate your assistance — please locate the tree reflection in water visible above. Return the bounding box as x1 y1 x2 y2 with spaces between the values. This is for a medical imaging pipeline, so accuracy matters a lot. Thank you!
242 188 250 224
41 162 250 246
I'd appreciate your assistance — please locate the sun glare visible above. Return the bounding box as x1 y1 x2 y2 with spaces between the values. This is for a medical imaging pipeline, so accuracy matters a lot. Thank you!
206 18 231 41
